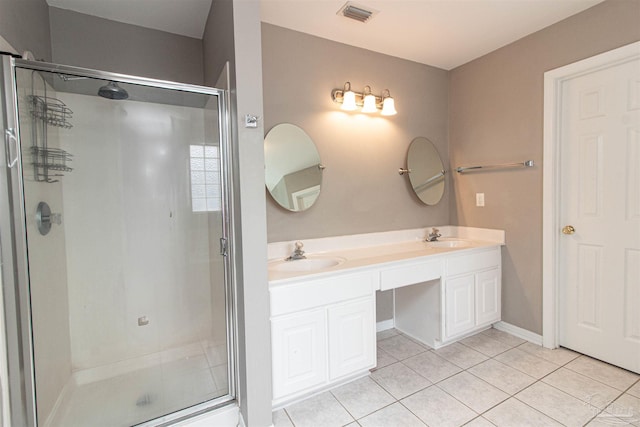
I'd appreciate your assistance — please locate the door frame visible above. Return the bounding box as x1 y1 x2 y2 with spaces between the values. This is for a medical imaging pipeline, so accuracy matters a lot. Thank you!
542 41 640 349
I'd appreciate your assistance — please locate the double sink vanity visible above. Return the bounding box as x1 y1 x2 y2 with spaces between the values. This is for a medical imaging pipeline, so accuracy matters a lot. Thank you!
264 124 504 407
267 226 505 408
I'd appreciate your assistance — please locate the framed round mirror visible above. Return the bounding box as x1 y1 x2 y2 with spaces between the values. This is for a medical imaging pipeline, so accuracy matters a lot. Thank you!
406 137 445 205
264 123 323 212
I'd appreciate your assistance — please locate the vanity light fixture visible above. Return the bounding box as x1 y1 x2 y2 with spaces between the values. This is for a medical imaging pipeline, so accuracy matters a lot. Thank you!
331 82 397 115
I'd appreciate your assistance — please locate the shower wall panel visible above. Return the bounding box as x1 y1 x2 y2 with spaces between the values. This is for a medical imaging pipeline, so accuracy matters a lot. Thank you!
60 94 214 370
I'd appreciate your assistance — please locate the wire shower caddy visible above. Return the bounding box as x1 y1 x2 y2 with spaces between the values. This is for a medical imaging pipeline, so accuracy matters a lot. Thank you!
28 71 73 183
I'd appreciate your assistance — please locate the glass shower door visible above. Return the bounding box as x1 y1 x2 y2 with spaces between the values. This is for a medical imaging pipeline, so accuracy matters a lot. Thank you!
4 60 233 426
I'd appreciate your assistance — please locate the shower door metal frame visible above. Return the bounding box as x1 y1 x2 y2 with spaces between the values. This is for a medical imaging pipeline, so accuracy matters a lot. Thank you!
0 55 237 426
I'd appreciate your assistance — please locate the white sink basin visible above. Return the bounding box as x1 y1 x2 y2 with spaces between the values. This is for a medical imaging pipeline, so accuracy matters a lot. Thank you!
269 256 346 273
426 239 472 248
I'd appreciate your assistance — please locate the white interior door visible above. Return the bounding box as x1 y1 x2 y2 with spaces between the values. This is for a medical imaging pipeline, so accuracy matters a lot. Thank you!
558 51 640 374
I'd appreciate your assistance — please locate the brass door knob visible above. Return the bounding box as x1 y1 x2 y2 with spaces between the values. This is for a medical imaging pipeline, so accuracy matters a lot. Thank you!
562 225 575 235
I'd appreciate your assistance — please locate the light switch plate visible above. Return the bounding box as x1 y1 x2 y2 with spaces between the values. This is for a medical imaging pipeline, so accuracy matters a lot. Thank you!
476 193 485 207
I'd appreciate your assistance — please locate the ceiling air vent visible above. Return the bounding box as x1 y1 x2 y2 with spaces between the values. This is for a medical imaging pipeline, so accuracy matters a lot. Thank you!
337 2 378 23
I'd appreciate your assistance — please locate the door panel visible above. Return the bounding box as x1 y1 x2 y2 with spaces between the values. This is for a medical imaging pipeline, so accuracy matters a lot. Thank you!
445 275 474 338
559 56 640 373
328 298 375 380
476 268 500 326
271 309 327 399
625 249 640 342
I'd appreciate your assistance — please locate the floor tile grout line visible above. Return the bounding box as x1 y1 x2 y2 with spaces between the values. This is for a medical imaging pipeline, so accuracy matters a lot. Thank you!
395 398 428 426
463 367 527 397
350 400 399 425
511 393 572 426
457 336 520 358
281 407 296 427
477 367 552 422
562 355 640 392
369 362 433 400
513 341 582 367
439 362 526 422
533 371 623 422
328 389 359 425
510 362 615 427
539 366 627 409
488 348 563 379
328 379 404 425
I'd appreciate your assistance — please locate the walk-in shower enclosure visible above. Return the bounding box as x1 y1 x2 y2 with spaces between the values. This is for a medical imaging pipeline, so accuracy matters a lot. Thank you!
0 55 236 426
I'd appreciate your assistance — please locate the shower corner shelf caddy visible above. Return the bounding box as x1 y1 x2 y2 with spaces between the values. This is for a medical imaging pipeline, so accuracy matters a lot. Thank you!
28 94 73 183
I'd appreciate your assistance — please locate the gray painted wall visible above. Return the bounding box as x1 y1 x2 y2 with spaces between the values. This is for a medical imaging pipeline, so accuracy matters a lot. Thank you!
204 2 273 425
261 24 450 244
449 0 640 335
203 0 235 87
49 7 204 85
0 0 51 60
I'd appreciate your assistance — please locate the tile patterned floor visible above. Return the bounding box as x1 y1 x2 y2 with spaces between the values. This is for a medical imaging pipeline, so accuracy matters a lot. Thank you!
273 327 640 427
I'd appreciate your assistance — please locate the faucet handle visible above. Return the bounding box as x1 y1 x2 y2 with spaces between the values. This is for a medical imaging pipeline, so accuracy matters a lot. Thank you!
294 241 304 251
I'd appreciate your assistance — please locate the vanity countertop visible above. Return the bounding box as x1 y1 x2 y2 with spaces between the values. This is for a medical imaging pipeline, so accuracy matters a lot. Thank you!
268 226 505 285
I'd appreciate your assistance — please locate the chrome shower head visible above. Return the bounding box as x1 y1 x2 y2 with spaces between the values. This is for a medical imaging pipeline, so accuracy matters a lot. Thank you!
98 81 129 100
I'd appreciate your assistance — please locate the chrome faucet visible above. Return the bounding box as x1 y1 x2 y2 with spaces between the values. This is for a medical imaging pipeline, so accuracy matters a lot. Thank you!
285 241 306 261
426 227 442 242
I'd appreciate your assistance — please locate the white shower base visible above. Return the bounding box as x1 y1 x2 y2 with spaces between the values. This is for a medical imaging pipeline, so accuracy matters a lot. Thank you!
45 340 229 427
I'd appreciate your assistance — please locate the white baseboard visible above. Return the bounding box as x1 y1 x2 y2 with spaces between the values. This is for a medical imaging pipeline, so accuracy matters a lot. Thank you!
376 319 394 332
493 321 543 346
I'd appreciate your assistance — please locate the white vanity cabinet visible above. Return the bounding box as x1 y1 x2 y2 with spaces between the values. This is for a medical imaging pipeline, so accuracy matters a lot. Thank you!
270 271 377 406
268 227 505 407
443 247 501 341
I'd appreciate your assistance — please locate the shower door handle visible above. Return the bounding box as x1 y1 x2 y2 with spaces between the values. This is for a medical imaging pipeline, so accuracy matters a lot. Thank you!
4 128 18 168
219 238 228 257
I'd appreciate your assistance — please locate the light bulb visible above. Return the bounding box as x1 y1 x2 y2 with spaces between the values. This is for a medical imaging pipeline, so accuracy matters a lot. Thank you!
381 94 397 116
341 89 357 111
362 94 377 113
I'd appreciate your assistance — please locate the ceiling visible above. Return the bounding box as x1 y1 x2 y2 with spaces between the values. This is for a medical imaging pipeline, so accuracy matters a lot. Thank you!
46 0 605 70
46 0 214 39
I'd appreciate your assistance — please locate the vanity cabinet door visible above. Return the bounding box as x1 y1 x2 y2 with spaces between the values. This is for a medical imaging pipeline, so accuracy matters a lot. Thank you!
475 268 501 326
328 297 376 380
272 309 327 400
444 275 475 338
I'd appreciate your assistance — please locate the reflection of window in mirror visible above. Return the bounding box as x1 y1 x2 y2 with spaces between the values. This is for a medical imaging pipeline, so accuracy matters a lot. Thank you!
406 137 445 205
264 123 323 212
189 144 221 212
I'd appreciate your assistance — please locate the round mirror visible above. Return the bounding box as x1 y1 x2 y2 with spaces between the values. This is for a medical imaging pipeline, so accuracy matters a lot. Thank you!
406 137 445 205
264 123 323 212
